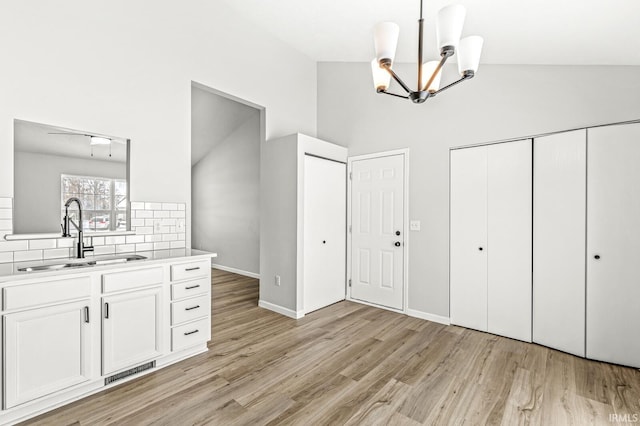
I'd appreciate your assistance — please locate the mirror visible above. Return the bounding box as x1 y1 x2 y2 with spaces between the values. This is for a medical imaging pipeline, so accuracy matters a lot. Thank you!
13 119 130 235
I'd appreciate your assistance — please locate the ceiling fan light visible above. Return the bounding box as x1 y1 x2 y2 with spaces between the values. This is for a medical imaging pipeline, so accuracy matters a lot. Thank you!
436 4 466 50
373 22 400 63
90 136 111 146
457 35 484 75
421 61 443 92
371 59 391 91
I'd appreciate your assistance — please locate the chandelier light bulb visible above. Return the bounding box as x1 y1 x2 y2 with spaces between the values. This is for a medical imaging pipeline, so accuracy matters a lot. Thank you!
457 36 484 75
371 59 391 91
373 22 400 63
436 4 466 50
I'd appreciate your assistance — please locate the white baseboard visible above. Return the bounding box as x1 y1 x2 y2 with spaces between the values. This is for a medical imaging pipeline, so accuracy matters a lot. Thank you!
211 263 260 279
406 309 451 325
258 300 304 319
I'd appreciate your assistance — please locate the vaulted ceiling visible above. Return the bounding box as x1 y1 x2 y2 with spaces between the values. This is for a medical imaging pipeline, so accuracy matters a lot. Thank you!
222 0 640 65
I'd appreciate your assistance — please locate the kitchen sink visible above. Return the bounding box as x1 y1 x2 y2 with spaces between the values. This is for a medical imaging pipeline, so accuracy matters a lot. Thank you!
18 255 147 272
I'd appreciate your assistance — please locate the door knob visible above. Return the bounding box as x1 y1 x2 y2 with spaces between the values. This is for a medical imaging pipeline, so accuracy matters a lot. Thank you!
395 230 401 236
394 241 401 247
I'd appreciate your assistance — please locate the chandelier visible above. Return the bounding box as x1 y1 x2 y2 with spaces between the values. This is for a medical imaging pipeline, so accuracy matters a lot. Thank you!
371 0 483 103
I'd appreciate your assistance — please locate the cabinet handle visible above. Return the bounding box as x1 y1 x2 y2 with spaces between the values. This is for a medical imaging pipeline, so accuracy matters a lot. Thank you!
185 267 201 271
594 254 601 260
185 284 201 290
478 247 484 251
84 306 90 323
185 305 200 311
104 302 109 319
184 329 199 336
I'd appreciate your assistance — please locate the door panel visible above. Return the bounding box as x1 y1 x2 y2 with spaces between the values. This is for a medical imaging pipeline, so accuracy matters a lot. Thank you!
303 155 347 314
487 140 532 342
4 300 91 408
351 154 404 310
102 287 162 375
450 146 488 331
533 130 586 356
587 123 640 368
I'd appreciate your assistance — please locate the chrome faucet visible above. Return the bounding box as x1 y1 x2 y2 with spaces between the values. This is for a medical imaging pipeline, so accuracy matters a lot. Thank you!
62 197 94 259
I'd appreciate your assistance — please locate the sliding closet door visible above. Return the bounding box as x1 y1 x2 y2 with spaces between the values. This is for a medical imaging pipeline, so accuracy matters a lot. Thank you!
487 140 532 342
587 123 640 368
450 146 488 332
533 131 586 356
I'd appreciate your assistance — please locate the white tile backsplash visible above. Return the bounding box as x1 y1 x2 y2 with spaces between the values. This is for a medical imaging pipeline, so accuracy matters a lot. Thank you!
14 250 43 262
28 239 57 250
0 200 187 264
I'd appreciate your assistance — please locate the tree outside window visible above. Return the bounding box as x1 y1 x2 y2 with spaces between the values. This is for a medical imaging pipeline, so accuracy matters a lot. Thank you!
61 174 127 232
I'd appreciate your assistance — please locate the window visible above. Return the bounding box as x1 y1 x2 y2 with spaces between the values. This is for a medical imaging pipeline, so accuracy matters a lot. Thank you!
61 174 128 232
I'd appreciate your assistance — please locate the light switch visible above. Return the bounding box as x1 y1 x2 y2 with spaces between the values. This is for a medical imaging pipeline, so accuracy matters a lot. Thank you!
410 220 421 231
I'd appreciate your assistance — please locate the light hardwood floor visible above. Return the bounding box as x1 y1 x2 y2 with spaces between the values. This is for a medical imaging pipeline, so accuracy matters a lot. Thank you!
23 269 640 425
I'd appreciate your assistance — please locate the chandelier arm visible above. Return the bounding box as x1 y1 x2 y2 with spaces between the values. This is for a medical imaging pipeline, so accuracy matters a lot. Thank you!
377 89 410 99
432 71 474 95
422 55 449 92
382 64 412 94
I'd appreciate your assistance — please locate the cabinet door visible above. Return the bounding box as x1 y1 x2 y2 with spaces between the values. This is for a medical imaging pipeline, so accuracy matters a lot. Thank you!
587 123 640 368
487 140 532 342
533 131 586 356
303 154 346 314
102 287 162 375
450 146 488 331
4 300 92 409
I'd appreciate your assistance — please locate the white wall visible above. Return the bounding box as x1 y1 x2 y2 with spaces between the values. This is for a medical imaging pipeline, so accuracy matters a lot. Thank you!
317 62 640 318
0 0 316 210
192 115 260 274
14 151 126 233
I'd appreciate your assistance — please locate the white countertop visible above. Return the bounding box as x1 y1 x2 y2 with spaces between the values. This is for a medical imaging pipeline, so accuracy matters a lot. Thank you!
0 249 217 281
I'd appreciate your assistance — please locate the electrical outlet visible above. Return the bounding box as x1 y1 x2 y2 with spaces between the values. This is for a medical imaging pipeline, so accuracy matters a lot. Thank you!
410 220 421 231
177 219 185 232
275 275 281 286
154 221 161 233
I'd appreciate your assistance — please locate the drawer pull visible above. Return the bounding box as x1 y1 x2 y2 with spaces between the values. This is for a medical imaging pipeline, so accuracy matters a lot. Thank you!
84 306 90 323
184 329 199 336
104 302 109 319
185 284 201 290
185 305 200 311
185 267 201 271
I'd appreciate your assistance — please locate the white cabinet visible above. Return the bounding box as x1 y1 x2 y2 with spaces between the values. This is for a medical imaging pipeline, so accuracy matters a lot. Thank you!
102 287 162 375
450 140 532 342
533 130 586 357
4 300 92 409
169 260 211 352
260 134 348 317
586 123 640 368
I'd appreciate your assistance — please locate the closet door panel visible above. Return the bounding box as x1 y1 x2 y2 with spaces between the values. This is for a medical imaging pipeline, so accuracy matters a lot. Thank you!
587 123 640 368
533 131 586 357
487 140 532 342
450 146 488 331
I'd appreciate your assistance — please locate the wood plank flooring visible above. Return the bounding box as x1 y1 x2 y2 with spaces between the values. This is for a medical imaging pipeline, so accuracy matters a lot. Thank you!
23 269 640 425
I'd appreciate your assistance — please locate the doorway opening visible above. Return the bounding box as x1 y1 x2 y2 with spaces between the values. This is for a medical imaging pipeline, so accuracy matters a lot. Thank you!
190 82 265 278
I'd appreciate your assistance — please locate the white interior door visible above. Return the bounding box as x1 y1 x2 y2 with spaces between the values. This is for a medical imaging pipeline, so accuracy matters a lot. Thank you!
450 146 488 331
487 140 532 342
533 130 586 357
303 154 347 314
587 122 640 368
350 154 405 310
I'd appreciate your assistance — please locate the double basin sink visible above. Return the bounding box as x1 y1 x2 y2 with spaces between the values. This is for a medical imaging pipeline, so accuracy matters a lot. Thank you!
18 254 147 272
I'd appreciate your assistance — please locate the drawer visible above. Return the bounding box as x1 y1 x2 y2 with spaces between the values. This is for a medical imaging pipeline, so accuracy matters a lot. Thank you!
172 318 210 352
3 275 91 310
171 294 210 326
170 260 210 282
102 267 164 293
171 277 209 300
